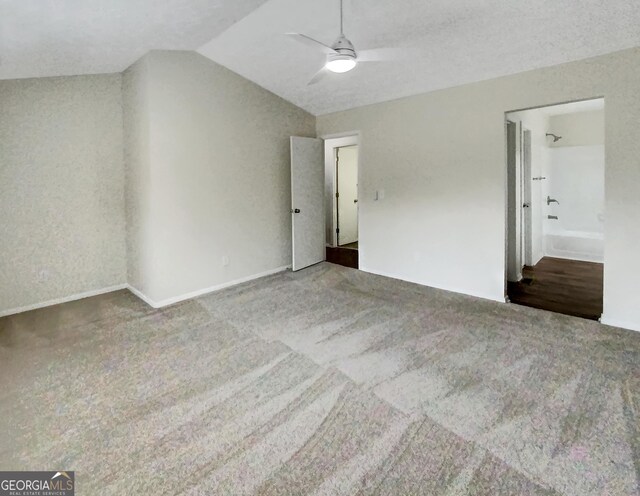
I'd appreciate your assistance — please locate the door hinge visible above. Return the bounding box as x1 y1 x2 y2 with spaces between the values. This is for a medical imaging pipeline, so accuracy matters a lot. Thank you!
336 192 339 198
336 228 340 234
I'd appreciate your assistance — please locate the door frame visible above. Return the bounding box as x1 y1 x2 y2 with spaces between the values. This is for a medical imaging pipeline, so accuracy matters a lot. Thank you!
321 132 360 247
504 97 606 312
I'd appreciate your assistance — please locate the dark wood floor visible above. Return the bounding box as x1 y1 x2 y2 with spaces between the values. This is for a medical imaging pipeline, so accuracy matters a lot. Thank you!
326 245 358 269
507 257 603 320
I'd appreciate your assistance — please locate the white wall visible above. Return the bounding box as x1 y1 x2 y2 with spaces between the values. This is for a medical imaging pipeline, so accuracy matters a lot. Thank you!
549 109 605 147
543 109 605 262
544 145 605 262
0 74 126 315
316 47 640 331
124 50 316 305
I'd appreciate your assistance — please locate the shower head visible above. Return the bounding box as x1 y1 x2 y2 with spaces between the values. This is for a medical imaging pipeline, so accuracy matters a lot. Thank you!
546 133 562 142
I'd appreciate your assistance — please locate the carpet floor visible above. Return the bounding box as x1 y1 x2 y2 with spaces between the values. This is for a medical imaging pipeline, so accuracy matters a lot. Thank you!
1 262 638 495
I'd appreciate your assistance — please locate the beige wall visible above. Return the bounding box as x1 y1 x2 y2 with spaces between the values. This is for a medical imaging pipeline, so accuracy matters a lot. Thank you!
317 47 640 331
0 74 126 315
125 51 316 304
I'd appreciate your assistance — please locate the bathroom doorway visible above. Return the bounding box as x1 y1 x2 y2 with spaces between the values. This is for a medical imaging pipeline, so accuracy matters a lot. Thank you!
505 98 605 320
323 134 359 269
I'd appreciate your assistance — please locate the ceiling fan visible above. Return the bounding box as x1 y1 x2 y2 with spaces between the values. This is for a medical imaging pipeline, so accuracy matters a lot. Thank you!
286 0 399 85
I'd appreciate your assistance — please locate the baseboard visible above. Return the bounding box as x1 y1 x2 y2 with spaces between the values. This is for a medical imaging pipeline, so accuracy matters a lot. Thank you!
126 284 158 308
0 284 128 318
359 266 505 303
543 252 604 264
599 316 640 332
1 267 292 317
126 265 291 309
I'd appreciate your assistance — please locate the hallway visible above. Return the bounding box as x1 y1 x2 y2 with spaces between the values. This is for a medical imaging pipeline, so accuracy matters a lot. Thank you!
507 257 603 320
326 245 358 269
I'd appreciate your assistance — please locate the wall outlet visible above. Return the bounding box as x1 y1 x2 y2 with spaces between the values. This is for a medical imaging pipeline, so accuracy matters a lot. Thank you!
222 256 229 267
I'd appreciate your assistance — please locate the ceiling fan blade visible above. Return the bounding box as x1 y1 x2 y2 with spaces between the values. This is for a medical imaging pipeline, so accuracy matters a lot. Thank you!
357 48 409 62
286 33 337 55
308 67 331 85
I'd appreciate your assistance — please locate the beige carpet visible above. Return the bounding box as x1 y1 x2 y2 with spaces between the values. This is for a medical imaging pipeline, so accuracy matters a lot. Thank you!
1 262 638 495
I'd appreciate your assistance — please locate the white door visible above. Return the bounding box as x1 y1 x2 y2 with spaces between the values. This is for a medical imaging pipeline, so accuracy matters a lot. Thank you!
336 145 358 245
291 137 325 271
522 129 533 267
506 120 522 282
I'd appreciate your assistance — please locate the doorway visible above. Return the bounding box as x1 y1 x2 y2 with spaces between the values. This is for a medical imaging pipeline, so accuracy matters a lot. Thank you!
505 98 605 320
324 135 359 269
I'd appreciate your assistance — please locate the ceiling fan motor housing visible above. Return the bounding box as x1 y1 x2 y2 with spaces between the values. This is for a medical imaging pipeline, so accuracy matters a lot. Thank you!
331 34 356 59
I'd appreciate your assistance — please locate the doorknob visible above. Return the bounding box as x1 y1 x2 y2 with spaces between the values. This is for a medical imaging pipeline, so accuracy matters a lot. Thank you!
523 203 530 208
291 208 301 214
353 199 358 203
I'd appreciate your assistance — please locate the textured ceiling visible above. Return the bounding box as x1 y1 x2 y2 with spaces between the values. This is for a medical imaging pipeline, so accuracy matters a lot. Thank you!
0 0 268 80
198 0 640 115
1 0 639 116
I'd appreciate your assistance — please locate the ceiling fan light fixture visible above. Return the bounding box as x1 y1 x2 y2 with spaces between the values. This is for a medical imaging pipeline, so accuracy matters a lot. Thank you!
287 0 397 84
325 55 357 73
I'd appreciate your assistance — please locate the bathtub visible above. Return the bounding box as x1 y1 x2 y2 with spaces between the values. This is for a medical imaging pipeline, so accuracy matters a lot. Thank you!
544 230 604 263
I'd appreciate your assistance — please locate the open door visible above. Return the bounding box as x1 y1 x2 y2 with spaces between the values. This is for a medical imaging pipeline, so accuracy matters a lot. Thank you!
290 136 325 271
506 120 521 282
336 145 358 246
522 129 533 267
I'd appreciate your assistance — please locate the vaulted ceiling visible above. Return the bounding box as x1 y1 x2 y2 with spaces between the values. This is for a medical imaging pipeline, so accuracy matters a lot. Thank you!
0 0 269 80
2 0 639 115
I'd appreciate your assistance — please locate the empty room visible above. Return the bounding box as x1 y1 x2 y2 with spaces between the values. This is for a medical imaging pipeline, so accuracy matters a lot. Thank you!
1 1 639 495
